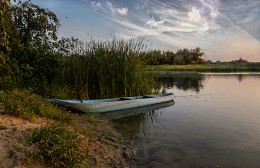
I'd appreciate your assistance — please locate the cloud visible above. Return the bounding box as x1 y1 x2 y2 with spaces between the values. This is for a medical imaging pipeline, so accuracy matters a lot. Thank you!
145 16 165 28
91 1 102 9
106 1 128 16
188 7 201 22
117 8 128 15
200 0 219 18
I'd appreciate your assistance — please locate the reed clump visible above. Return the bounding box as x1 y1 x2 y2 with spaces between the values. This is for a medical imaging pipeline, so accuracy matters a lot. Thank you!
59 38 154 99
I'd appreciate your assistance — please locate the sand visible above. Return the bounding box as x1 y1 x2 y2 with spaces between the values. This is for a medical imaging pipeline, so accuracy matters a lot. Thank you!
0 104 137 168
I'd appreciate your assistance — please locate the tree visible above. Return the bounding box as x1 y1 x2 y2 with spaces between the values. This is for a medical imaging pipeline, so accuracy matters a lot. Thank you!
0 0 16 87
190 47 205 64
1 0 61 89
12 1 60 47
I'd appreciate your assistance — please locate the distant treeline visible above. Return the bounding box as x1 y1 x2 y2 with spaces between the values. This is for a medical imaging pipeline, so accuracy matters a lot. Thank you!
140 47 206 65
211 58 260 66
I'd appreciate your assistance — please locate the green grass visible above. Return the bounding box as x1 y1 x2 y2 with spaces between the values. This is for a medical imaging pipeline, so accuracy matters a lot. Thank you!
27 124 88 168
145 64 260 72
0 89 72 122
58 38 154 99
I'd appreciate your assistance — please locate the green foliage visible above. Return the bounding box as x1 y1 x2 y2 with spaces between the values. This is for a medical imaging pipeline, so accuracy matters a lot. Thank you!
0 89 71 122
0 0 60 91
57 38 154 99
0 0 15 82
141 47 206 65
28 124 88 168
12 1 60 46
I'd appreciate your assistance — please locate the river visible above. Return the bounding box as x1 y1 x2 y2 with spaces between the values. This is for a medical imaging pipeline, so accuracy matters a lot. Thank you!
110 73 260 168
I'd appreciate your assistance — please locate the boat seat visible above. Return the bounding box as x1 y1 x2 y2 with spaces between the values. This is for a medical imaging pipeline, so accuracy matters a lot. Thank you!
143 95 155 98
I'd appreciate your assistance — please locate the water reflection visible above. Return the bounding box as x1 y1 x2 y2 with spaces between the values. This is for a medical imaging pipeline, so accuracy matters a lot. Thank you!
157 73 205 92
102 101 174 120
111 73 260 168
202 73 260 82
110 101 174 139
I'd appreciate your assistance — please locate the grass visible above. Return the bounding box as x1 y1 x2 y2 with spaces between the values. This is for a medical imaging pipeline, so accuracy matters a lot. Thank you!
27 124 88 168
0 89 91 167
0 89 72 123
145 64 260 72
58 38 154 99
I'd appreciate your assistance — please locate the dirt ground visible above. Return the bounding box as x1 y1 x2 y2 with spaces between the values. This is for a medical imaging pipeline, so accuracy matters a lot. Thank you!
0 104 138 168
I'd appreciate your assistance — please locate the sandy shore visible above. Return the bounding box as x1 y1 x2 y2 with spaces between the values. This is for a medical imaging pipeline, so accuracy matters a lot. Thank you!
0 104 138 168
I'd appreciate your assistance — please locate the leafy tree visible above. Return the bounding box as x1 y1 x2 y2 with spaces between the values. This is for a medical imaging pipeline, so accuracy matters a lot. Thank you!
12 1 60 46
0 0 17 88
12 1 60 86
0 0 12 54
1 0 61 89
163 51 176 65
190 47 205 64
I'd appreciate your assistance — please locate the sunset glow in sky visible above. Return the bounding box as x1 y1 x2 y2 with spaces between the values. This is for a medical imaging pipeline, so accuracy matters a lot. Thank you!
33 0 260 61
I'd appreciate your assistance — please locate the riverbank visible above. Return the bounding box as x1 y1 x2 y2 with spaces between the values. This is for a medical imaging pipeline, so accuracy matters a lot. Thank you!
145 64 260 72
0 105 138 168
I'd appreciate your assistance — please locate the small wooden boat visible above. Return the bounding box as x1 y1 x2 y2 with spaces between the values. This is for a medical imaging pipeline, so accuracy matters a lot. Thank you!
49 93 174 113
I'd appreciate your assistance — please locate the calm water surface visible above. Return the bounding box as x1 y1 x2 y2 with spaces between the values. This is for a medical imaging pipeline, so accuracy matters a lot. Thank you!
108 73 260 168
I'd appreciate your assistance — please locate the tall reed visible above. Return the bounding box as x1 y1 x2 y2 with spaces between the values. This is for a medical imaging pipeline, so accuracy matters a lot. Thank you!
58 38 154 99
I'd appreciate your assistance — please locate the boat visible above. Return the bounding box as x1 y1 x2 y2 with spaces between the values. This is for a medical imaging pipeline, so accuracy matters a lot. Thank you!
49 93 175 113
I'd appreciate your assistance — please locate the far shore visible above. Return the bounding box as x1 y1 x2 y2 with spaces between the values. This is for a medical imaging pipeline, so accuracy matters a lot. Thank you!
145 64 260 73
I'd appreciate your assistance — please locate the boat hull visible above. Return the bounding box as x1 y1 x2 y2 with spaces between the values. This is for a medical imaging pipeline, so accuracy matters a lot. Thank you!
49 93 174 113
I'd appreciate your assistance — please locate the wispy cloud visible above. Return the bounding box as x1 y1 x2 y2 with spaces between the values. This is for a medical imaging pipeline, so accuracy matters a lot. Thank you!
91 1 102 9
106 1 128 16
200 0 219 18
145 16 165 28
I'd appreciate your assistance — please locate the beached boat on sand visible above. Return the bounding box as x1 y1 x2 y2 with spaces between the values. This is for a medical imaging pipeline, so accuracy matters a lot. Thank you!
49 93 174 113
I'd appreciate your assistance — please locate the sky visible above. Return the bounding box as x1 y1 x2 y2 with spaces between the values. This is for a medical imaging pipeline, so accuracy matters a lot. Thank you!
32 0 260 61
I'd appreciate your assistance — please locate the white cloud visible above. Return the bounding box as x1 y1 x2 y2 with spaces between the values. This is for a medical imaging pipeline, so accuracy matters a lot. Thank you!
146 16 165 28
91 1 102 9
106 1 128 16
186 7 209 31
188 7 201 22
202 20 209 31
117 8 128 15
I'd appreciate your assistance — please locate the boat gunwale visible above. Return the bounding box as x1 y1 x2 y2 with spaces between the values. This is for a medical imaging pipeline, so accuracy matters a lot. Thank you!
49 93 174 105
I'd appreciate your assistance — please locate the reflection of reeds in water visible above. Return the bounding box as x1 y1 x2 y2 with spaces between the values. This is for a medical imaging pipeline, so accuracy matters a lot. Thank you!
111 101 174 140
59 38 154 99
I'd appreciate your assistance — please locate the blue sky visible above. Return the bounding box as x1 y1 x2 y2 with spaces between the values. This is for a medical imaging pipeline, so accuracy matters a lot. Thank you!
33 0 260 61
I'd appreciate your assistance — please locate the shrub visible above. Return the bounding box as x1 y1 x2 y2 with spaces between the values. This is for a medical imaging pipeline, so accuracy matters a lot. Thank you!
0 89 71 122
28 124 88 167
